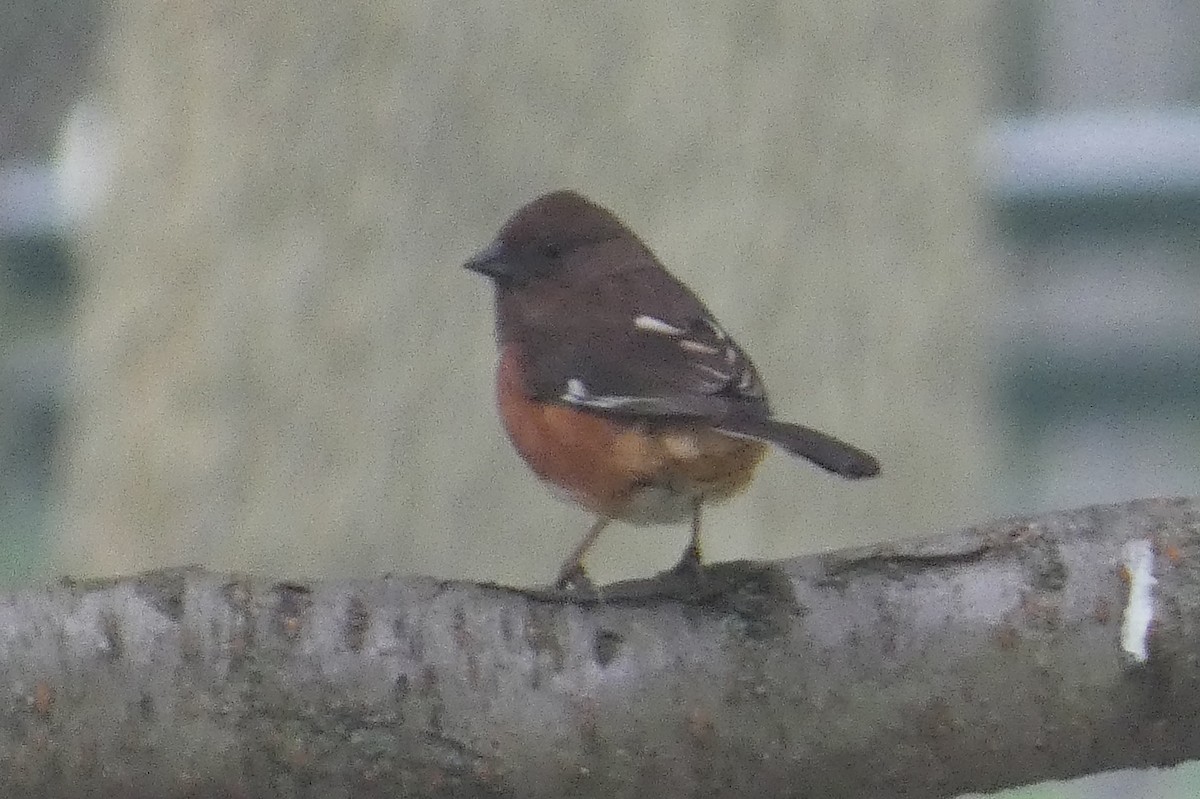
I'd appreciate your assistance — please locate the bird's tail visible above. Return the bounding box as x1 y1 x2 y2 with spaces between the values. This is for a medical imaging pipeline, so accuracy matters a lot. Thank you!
719 416 880 479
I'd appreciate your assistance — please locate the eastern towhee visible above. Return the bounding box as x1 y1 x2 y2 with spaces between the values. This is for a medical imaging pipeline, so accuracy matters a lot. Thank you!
466 190 879 588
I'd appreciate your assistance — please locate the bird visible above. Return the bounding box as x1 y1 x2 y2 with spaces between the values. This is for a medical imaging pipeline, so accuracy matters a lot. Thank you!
465 190 879 588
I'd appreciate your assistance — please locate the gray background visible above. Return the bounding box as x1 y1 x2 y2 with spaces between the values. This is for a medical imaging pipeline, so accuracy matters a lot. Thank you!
1 0 1198 796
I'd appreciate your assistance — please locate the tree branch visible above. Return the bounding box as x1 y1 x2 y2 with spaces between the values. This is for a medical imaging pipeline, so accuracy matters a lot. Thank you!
3 497 1198 798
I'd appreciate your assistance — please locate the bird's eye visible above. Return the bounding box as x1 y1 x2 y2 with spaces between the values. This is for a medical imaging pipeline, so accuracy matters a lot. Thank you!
539 242 562 259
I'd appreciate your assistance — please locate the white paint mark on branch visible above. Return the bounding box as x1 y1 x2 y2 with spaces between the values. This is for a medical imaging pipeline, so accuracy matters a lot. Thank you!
1120 539 1157 664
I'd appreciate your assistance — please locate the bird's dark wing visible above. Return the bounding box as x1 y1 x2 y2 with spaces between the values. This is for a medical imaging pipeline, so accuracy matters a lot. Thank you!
513 256 771 420
504 247 880 479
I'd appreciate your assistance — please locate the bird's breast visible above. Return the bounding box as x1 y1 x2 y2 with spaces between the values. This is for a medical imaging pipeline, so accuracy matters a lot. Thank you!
495 344 767 523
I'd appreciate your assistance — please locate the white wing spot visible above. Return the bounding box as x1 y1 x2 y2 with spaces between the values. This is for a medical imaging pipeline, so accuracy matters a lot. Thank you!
694 363 732 381
680 339 721 356
561 380 643 411
563 378 589 402
634 315 684 337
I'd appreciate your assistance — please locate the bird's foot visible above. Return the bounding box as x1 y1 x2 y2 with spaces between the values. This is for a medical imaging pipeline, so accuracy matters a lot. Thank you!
667 542 706 582
554 562 599 594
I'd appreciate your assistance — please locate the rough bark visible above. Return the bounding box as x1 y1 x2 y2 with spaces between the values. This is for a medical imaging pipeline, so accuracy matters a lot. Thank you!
5 496 1199 798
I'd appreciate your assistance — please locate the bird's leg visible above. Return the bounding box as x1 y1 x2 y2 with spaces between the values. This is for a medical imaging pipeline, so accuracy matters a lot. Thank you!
554 517 610 590
670 498 705 576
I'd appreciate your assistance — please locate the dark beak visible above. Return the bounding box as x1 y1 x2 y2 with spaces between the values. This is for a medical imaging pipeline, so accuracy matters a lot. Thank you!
464 239 511 279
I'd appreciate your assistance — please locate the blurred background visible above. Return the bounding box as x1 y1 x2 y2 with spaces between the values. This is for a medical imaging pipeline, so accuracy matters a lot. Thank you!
0 0 1197 796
